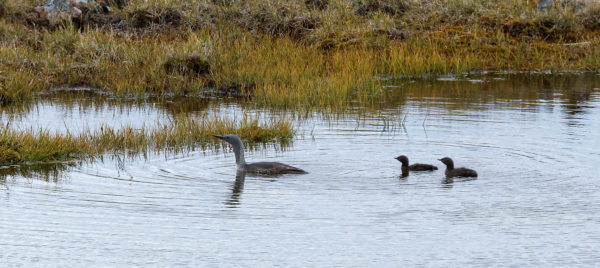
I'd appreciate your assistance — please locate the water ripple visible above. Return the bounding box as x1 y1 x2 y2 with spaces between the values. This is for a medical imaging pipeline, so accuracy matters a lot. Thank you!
2 75 600 266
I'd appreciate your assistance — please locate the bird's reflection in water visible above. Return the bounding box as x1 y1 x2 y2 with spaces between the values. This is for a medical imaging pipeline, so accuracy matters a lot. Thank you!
224 170 246 208
223 171 281 208
441 177 477 189
441 178 454 189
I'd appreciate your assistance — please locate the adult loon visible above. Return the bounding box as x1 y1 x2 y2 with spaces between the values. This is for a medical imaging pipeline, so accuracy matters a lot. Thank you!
395 155 438 172
438 157 478 178
213 134 307 175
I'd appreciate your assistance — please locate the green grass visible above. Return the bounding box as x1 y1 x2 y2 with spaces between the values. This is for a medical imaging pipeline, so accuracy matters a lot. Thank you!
0 114 294 165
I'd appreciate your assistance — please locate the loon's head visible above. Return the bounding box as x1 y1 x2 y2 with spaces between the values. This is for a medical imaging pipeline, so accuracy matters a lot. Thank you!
213 134 241 144
395 155 409 166
438 157 454 167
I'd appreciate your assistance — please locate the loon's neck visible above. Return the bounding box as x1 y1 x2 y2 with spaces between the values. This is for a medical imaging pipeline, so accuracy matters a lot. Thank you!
237 162 246 171
232 139 246 170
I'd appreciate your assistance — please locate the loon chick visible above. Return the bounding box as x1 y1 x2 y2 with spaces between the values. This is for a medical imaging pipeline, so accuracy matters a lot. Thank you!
395 155 438 172
438 157 477 178
213 134 307 175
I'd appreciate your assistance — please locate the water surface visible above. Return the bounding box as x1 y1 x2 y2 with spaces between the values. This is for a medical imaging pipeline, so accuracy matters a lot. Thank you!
1 74 599 267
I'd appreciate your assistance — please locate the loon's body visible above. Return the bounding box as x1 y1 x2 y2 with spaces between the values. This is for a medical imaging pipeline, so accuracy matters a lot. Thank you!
438 157 478 178
395 155 438 172
241 161 307 174
214 134 307 175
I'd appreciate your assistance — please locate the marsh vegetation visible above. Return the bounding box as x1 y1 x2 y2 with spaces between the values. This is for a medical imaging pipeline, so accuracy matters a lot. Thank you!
0 112 294 166
0 0 599 166
1 0 599 105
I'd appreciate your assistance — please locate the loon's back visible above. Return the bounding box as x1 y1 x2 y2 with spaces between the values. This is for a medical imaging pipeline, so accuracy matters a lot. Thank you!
245 162 308 175
409 163 438 171
445 167 478 178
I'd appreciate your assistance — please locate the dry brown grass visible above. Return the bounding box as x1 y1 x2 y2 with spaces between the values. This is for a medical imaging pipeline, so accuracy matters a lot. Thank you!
0 0 599 108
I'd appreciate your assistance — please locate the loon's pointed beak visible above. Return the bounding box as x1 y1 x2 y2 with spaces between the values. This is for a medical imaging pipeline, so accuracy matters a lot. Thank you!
213 135 225 140
437 159 442 161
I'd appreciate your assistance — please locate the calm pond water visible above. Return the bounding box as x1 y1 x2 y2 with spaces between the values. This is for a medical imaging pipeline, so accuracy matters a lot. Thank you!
1 74 599 267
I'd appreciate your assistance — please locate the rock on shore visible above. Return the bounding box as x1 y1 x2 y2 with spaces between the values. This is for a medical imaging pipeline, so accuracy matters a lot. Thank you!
33 0 110 27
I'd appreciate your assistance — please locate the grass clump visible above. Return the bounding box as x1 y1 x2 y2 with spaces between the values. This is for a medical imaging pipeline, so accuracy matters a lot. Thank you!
0 70 45 105
353 0 409 16
162 53 210 77
305 0 329 11
0 0 7 17
127 6 185 28
0 114 294 166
